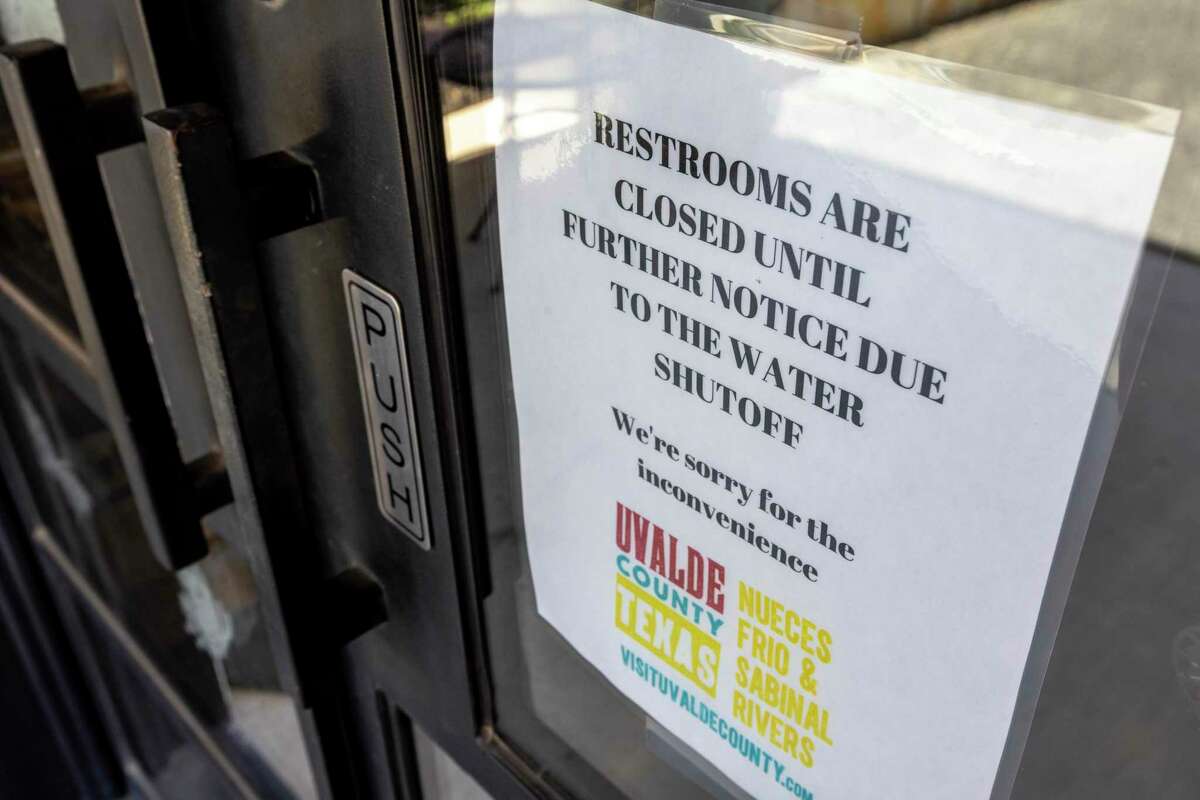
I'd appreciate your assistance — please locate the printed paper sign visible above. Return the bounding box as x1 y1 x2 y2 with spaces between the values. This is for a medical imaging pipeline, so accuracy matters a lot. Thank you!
493 2 1176 798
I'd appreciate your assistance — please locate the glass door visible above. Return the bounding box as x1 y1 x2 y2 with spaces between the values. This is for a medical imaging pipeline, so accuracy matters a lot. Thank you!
395 2 1200 799
4 2 1198 800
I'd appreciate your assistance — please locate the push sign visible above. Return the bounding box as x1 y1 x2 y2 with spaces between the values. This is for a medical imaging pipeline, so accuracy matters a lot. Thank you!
343 270 430 549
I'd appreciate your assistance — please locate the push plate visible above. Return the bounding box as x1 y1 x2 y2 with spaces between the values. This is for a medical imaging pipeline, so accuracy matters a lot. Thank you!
343 270 431 549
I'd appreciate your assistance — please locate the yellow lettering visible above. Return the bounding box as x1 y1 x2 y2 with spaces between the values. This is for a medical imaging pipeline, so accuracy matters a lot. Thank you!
614 574 721 697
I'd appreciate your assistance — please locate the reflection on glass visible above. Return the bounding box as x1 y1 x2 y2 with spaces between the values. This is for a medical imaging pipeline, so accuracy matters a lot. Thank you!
0 96 79 337
0 334 317 799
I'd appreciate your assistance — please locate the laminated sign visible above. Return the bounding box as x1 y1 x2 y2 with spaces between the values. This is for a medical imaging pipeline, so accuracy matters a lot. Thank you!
493 2 1177 797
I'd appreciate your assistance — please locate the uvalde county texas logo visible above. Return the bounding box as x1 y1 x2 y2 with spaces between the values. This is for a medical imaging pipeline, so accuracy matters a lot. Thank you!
614 501 725 697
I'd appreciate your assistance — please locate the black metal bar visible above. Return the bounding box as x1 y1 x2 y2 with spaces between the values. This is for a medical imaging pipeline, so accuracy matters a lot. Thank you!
80 82 144 154
315 567 389 650
186 449 234 516
383 0 497 718
142 101 375 800
239 150 324 240
0 40 210 569
142 101 322 697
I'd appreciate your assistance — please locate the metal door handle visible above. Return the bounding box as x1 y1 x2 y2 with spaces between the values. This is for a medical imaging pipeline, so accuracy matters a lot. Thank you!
0 40 225 569
142 104 387 707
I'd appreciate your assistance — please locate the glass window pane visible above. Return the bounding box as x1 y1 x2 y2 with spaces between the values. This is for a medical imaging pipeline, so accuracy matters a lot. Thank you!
415 2 1200 798
0 329 319 800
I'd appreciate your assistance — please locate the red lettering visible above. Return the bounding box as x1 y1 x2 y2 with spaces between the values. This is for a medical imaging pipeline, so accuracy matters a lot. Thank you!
669 536 687 589
708 561 725 614
614 501 728 615
615 502 631 552
686 547 705 599
649 526 666 574
633 513 650 560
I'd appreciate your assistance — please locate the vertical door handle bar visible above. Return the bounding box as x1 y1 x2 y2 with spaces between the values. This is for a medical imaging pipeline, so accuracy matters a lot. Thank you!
0 41 221 569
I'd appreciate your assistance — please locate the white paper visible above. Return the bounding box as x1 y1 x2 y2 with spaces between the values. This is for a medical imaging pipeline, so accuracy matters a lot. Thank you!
493 3 1176 798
